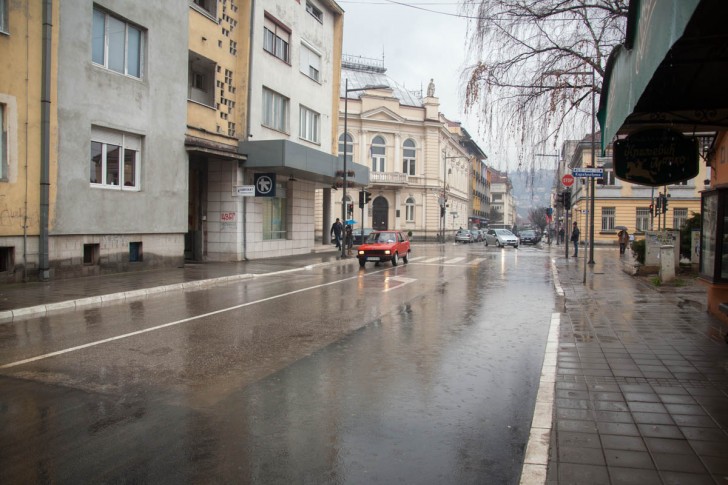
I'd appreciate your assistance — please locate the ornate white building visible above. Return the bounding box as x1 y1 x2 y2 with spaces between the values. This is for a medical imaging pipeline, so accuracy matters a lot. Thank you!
317 57 483 241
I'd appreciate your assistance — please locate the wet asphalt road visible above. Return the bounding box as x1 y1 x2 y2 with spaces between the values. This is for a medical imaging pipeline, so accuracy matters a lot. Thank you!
0 242 557 484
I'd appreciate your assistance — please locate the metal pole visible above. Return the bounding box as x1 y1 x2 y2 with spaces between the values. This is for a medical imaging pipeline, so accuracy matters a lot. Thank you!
565 209 569 259
588 67 596 265
650 187 654 231
341 79 348 258
584 179 589 284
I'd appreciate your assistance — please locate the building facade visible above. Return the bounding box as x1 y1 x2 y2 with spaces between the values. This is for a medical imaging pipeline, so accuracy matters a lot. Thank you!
489 169 516 227
564 133 705 247
316 59 479 242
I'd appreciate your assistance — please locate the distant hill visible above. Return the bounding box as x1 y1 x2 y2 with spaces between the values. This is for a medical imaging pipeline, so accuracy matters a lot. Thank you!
510 169 556 220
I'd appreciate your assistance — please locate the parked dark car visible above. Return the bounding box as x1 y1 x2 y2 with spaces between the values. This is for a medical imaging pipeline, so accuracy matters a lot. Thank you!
519 229 541 245
352 228 374 245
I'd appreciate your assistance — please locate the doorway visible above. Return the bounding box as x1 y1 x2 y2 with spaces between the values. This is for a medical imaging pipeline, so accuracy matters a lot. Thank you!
372 196 389 230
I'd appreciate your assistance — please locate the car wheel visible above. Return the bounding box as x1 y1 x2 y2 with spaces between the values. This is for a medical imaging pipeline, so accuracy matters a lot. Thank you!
515 245 519 249
403 252 409 264
391 252 398 266
496 240 502 247
359 259 366 268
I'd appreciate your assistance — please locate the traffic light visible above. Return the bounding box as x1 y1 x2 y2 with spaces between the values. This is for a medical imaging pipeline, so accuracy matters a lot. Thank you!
358 190 365 208
555 192 563 208
655 194 662 215
563 190 571 210
364 191 372 204
649 203 654 217
662 194 668 214
347 203 353 216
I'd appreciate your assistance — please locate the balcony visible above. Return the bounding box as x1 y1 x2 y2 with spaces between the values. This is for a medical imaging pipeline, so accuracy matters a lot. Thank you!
370 171 409 185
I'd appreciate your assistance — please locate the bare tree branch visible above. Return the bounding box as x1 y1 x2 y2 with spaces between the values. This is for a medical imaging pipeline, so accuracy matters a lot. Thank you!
460 0 628 166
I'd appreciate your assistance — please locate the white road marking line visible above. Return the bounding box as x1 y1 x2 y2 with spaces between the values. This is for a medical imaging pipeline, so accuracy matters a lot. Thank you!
407 256 426 262
468 258 486 265
0 270 388 370
422 256 446 263
382 276 417 293
444 257 465 264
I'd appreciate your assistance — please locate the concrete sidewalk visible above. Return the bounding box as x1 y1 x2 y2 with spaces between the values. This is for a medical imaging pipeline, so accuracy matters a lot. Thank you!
0 245 346 322
545 248 728 484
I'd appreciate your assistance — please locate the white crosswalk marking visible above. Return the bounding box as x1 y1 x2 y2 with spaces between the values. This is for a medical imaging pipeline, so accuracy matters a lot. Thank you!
444 257 465 264
407 256 427 262
468 258 486 265
422 256 446 263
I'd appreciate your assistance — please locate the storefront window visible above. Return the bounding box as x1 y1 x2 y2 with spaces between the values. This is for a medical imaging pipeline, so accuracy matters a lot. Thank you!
263 183 287 240
699 190 719 281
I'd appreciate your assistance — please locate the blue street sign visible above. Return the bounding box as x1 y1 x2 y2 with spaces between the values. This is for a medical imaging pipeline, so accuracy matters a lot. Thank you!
572 168 604 178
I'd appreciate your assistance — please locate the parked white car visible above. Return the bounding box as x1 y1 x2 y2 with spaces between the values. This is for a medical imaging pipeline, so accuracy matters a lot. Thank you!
484 228 519 248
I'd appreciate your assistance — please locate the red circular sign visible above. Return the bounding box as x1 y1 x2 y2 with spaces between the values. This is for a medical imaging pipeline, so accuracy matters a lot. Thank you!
562 174 575 187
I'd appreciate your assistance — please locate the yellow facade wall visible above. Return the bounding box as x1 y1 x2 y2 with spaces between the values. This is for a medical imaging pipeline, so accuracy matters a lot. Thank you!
0 1 58 238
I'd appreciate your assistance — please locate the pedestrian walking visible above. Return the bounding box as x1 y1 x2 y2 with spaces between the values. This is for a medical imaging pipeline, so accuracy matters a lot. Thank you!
345 224 353 256
571 221 580 257
330 218 343 250
558 226 565 245
618 229 630 255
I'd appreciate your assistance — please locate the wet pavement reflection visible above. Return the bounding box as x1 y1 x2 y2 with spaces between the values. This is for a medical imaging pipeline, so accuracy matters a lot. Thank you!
0 244 556 483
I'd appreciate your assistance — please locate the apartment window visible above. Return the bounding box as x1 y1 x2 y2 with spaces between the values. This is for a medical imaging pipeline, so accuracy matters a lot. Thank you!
636 208 651 232
129 242 143 262
402 139 416 175
0 104 6 180
299 106 320 143
405 197 415 222
299 43 321 82
83 244 100 265
92 7 143 78
598 168 616 186
191 0 217 17
90 126 141 190
263 184 287 240
306 1 323 22
338 133 353 165
0 0 8 34
371 136 386 172
262 88 289 133
188 52 216 107
601 207 615 231
673 208 688 230
263 15 290 63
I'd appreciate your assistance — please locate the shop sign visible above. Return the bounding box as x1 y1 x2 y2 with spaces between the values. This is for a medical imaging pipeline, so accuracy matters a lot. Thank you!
614 129 698 187
254 173 276 197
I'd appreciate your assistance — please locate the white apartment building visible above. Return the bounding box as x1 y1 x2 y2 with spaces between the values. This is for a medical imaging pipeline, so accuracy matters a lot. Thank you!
489 169 517 227
317 58 476 242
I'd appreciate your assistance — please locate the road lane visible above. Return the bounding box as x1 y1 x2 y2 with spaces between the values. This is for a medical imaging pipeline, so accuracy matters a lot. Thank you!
0 244 558 484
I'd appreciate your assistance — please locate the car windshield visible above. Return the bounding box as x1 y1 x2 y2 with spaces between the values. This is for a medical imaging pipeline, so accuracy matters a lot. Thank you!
495 229 514 236
367 232 397 243
521 230 535 236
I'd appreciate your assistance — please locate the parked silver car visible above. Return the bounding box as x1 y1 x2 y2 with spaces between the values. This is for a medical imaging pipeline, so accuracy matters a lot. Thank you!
454 228 473 243
484 228 519 248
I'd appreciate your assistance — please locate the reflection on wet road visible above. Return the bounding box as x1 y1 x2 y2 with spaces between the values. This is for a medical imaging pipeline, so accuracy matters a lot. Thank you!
0 244 556 484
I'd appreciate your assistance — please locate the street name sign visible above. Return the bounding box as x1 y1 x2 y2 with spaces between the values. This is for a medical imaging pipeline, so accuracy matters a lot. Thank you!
572 168 604 178
233 185 255 197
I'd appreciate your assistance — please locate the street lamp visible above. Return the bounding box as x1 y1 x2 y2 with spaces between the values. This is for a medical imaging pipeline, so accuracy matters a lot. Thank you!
441 154 469 242
341 78 388 258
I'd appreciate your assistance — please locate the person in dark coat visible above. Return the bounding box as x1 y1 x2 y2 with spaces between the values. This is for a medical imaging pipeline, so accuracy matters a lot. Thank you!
330 218 343 250
571 221 580 257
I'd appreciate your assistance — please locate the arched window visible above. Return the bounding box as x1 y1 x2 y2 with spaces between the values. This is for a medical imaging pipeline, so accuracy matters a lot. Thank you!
405 196 415 222
371 136 386 172
402 139 416 175
338 133 353 165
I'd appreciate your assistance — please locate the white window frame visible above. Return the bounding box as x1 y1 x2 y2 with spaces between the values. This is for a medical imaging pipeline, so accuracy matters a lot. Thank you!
299 105 320 144
371 136 386 172
673 208 688 230
405 197 415 222
601 207 615 231
306 1 323 23
299 42 321 82
262 87 289 133
263 15 290 63
402 139 416 175
636 207 650 232
0 0 8 35
92 7 144 79
90 127 141 191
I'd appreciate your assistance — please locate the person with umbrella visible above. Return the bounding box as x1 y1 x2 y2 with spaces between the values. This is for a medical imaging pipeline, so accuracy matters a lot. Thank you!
345 222 354 255
616 226 630 255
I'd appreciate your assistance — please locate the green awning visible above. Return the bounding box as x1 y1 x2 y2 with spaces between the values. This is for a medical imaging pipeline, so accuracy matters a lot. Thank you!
598 0 728 156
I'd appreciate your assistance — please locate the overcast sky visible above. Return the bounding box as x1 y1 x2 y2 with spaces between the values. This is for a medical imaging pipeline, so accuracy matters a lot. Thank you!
338 1 509 167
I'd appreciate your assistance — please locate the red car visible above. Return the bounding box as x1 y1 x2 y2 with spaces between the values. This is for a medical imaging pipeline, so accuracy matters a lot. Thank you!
357 230 411 267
